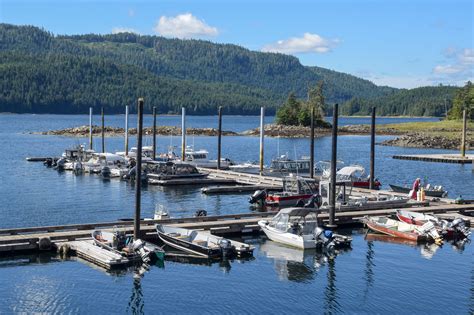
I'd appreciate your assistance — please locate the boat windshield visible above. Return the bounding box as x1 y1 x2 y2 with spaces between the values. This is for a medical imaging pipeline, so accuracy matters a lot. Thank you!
270 213 289 232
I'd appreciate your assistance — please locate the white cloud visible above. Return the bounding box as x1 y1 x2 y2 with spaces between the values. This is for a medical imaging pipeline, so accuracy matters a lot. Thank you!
362 74 434 89
261 33 339 54
154 13 218 39
432 47 473 78
112 27 138 34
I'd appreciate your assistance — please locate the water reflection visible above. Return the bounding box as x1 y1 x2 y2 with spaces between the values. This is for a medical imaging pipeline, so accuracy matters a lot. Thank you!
365 233 470 259
362 241 375 302
259 239 350 283
127 268 145 315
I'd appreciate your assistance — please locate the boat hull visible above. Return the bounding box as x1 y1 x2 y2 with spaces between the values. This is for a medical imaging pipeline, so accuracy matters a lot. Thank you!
389 184 446 197
365 218 425 242
258 220 316 249
266 194 313 207
156 230 221 258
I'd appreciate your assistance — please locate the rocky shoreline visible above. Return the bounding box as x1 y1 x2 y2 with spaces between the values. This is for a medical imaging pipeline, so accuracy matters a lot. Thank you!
379 133 473 150
32 124 470 150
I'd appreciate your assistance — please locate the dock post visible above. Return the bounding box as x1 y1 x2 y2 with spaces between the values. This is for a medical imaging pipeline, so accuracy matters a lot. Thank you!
310 106 315 178
217 106 223 169
328 104 338 228
101 107 105 153
134 98 144 240
181 107 186 161
259 107 265 176
89 107 93 150
125 105 129 156
369 107 376 189
461 109 467 157
153 106 157 160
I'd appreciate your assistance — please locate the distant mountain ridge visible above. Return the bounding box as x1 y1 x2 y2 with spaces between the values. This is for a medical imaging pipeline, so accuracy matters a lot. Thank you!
0 23 457 115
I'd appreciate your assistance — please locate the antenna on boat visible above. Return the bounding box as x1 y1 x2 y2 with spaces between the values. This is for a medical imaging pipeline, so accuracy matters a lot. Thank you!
294 144 299 176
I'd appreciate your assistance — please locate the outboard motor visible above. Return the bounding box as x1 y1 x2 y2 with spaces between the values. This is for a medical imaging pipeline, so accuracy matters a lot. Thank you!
55 157 66 171
73 161 83 175
450 218 471 237
195 209 207 217
314 227 335 250
43 158 53 167
303 194 322 209
249 190 267 209
219 239 233 258
101 166 111 179
131 239 152 264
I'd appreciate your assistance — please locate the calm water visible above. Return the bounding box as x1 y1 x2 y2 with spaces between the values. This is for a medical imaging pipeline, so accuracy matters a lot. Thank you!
0 114 472 314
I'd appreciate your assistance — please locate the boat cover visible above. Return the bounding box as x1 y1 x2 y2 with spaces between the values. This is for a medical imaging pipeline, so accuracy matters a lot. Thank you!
278 207 318 217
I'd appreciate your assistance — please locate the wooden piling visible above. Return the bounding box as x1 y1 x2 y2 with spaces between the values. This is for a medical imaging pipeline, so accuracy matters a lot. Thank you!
89 107 93 150
181 107 186 161
217 106 223 169
259 107 265 175
134 98 144 240
101 107 105 153
328 104 339 228
369 107 376 189
310 106 315 178
125 105 129 156
461 109 467 157
153 106 157 160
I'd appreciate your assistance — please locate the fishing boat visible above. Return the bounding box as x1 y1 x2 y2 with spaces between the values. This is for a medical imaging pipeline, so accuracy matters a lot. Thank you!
183 146 233 169
146 161 208 181
362 216 443 244
249 174 318 208
395 209 470 239
267 155 311 175
258 208 352 250
389 184 447 198
156 224 254 258
92 229 165 264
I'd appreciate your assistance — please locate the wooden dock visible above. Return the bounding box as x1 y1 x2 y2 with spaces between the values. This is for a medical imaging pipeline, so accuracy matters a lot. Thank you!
393 154 473 164
148 178 236 186
198 168 283 187
201 185 283 194
1 202 473 256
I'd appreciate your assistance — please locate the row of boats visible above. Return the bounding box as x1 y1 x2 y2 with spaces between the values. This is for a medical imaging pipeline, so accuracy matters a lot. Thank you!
363 209 470 244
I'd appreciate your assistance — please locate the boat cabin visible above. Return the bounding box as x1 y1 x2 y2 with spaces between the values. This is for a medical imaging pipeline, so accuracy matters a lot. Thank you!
282 175 318 195
270 156 311 173
318 180 351 207
184 147 209 162
267 208 318 235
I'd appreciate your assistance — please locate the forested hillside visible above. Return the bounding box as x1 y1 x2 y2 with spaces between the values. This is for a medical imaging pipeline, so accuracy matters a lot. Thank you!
0 24 460 115
340 86 458 116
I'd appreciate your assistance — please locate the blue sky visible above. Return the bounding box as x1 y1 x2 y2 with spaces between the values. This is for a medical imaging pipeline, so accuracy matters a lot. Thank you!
1 0 472 88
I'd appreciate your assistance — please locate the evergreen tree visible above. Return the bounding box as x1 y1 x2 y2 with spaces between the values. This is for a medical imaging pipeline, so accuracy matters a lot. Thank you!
447 81 473 120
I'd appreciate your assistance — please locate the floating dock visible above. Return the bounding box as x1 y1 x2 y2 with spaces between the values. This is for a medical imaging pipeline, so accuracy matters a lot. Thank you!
393 154 473 164
198 168 283 187
201 185 283 194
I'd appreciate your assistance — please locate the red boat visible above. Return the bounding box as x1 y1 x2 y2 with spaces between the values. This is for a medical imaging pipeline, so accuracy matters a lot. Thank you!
396 210 470 239
363 216 427 242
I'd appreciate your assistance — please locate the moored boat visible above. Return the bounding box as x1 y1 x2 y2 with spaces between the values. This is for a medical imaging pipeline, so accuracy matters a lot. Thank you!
396 209 471 239
92 229 165 264
156 224 254 258
389 184 447 198
362 216 443 244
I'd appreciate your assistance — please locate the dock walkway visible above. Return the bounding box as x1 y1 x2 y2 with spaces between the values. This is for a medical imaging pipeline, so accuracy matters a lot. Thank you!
393 154 473 164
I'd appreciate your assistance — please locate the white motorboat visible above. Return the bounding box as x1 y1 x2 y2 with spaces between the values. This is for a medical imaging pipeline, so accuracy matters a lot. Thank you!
82 153 128 174
116 146 155 161
267 155 311 175
228 162 261 174
183 146 233 168
258 208 320 249
258 208 352 250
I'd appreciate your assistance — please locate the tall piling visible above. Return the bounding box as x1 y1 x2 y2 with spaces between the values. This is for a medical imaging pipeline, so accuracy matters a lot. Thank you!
461 109 467 157
101 107 105 153
369 107 376 189
153 106 157 160
134 98 144 240
310 106 315 178
89 107 93 150
124 105 129 156
259 107 265 175
181 107 186 161
217 106 223 169
328 104 339 228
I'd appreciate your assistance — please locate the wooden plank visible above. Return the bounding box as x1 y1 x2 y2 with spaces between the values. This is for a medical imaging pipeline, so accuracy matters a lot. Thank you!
148 178 236 186
201 185 282 194
393 154 473 164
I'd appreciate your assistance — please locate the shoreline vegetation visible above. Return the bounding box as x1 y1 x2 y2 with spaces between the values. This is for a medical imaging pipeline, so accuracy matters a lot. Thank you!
32 120 472 150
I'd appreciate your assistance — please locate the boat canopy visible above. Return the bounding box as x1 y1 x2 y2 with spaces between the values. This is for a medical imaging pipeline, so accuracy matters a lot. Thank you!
336 165 365 176
278 207 317 217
